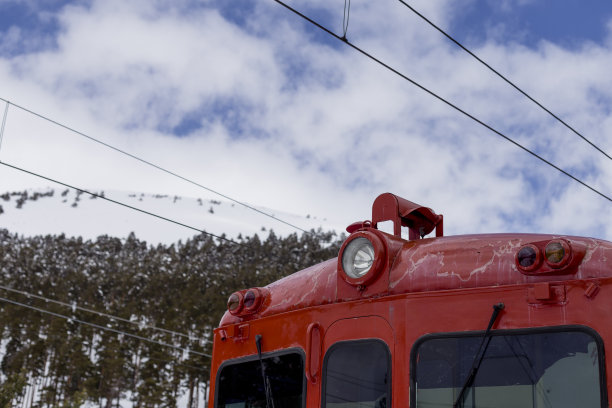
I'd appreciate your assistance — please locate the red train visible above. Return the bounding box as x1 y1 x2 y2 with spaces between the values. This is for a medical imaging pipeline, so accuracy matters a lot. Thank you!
208 193 612 408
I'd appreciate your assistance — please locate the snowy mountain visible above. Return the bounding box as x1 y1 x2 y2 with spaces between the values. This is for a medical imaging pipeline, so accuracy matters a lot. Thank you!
0 188 346 408
0 188 344 243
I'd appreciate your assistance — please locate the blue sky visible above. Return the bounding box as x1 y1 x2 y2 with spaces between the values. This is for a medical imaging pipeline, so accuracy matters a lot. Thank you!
0 0 611 240
452 0 612 48
0 0 66 55
2 0 611 55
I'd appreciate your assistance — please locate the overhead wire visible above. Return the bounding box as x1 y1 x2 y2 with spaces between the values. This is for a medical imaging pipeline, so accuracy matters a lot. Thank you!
0 106 218 365
341 0 351 40
145 355 209 373
0 160 244 245
271 0 612 203
0 284 203 343
0 97 312 235
0 295 212 358
395 0 612 161
0 101 8 158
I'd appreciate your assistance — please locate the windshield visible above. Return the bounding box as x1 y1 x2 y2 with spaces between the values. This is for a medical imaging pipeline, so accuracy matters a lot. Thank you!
216 352 304 408
323 340 391 408
412 328 603 408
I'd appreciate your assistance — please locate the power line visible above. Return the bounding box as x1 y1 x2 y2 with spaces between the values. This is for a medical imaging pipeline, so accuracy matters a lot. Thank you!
0 97 312 235
272 0 612 204
0 283 203 343
0 101 8 158
0 295 212 358
396 0 612 161
0 160 244 245
341 0 351 40
145 355 209 373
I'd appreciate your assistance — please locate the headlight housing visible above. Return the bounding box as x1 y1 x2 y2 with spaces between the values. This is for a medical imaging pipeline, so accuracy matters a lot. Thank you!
516 239 578 274
227 287 269 316
338 231 387 286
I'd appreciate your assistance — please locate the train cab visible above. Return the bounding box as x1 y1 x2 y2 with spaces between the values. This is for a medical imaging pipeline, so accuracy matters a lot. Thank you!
208 193 612 408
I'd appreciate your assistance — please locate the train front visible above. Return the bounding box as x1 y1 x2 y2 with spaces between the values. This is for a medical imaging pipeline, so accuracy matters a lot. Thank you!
207 193 612 408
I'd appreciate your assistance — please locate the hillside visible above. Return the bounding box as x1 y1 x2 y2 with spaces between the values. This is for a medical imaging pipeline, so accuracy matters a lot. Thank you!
0 188 342 245
0 189 345 407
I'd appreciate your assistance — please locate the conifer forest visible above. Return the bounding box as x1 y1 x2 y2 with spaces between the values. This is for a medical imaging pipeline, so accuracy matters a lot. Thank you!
0 227 343 407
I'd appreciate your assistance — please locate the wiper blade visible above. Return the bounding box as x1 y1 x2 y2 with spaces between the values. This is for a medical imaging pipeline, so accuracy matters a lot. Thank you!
256 334 275 408
453 303 505 408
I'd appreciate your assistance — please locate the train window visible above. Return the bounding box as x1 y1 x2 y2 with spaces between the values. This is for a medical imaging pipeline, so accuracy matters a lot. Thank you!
216 351 304 408
323 339 391 408
411 327 605 408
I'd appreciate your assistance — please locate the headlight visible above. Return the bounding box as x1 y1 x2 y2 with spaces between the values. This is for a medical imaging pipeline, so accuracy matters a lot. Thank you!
342 237 375 278
338 231 387 287
227 288 269 316
516 239 574 274
544 240 571 268
243 288 264 313
227 292 243 315
516 244 541 271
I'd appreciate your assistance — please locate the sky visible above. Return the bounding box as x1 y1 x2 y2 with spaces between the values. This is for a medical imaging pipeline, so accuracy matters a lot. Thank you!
0 0 611 241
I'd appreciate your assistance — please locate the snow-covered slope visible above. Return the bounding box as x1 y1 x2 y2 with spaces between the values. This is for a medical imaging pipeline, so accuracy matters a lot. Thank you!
0 188 343 243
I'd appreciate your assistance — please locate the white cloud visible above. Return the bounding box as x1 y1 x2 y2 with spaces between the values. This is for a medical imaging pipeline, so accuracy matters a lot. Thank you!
0 0 611 241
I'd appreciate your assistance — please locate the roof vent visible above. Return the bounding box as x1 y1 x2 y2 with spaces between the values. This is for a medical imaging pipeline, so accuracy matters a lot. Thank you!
371 193 443 240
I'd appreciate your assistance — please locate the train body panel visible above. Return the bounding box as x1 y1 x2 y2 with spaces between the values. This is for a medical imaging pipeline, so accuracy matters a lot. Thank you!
209 194 612 408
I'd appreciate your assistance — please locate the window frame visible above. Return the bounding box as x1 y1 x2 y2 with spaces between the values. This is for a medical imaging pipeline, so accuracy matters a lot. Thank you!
409 325 608 408
214 347 307 408
322 338 392 408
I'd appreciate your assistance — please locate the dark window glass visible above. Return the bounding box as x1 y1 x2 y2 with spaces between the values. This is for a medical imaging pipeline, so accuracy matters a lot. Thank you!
413 329 603 408
324 340 391 408
217 352 304 408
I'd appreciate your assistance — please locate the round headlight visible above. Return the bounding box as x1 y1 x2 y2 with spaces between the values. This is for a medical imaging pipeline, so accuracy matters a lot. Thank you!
244 290 256 308
545 242 564 263
342 237 375 279
227 292 243 315
243 288 263 313
544 240 571 268
516 244 541 272
517 246 537 267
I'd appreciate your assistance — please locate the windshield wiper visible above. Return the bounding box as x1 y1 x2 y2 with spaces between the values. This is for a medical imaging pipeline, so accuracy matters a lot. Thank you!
255 334 275 408
453 303 505 408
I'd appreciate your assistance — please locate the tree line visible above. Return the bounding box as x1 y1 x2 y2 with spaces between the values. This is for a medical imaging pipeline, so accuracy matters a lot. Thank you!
0 228 343 407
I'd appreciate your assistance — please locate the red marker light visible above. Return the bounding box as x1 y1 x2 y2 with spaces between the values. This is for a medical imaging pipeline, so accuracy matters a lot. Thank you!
516 244 541 271
545 242 564 263
517 239 577 274
227 292 243 315
544 240 571 268
244 290 256 308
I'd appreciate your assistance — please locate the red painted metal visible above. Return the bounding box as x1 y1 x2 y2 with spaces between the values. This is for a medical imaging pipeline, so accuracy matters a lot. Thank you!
305 322 322 384
208 194 612 408
371 192 443 239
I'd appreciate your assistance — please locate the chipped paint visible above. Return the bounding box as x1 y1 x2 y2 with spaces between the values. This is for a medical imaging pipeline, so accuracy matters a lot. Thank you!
219 233 612 326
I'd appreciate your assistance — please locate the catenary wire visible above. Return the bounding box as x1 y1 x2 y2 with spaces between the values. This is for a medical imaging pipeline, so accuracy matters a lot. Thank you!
342 0 351 40
0 97 311 235
272 0 612 204
0 101 8 158
0 295 212 358
0 160 244 245
145 355 208 373
396 0 612 161
0 283 203 343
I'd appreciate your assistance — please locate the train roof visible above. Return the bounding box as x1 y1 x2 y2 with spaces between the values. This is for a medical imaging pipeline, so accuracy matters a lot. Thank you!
219 232 612 326
219 194 612 327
